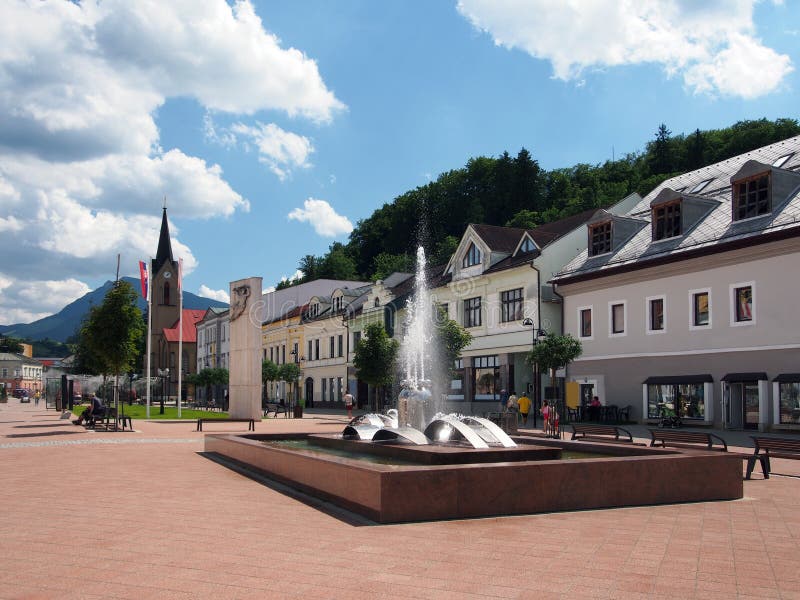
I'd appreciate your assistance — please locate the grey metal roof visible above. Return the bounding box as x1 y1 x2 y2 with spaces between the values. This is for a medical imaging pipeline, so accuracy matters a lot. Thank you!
554 136 800 282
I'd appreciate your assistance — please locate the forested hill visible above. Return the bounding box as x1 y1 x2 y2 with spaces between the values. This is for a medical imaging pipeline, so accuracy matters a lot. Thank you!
281 118 800 289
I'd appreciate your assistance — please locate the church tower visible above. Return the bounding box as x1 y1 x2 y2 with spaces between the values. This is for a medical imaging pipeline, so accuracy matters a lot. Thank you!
150 207 180 380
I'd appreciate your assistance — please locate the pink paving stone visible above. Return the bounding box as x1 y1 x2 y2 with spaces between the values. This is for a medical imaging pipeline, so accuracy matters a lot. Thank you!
2 402 800 599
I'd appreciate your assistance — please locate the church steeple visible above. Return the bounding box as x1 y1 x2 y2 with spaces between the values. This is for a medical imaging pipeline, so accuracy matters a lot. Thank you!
153 207 174 275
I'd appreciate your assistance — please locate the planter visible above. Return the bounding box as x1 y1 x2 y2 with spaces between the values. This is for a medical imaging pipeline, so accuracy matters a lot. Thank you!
293 405 304 418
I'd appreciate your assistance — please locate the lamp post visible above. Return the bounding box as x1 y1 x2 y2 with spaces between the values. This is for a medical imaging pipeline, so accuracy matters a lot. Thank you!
158 368 169 414
522 318 547 429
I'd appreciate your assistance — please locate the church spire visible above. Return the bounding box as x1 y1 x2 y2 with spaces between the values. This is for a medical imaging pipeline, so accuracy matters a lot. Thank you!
153 206 175 274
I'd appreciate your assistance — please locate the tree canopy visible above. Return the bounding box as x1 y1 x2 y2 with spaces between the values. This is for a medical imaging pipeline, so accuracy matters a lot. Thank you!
353 322 400 409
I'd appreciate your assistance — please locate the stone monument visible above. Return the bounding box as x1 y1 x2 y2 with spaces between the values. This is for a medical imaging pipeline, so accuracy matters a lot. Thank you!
228 277 262 420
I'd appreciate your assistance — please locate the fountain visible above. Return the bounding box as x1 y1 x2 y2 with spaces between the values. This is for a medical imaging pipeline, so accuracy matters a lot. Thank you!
206 247 743 523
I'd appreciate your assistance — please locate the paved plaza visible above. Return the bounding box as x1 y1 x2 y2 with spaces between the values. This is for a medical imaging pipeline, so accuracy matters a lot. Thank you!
1 401 799 599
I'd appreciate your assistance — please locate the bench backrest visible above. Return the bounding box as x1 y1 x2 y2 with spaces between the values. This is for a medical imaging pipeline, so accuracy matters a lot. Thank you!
650 430 708 442
573 424 618 434
754 437 800 454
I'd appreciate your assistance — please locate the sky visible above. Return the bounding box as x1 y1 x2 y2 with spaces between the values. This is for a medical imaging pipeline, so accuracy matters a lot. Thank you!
1 0 798 325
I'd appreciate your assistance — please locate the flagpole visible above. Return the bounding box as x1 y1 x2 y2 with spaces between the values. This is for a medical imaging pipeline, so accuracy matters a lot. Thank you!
177 258 183 419
146 259 152 419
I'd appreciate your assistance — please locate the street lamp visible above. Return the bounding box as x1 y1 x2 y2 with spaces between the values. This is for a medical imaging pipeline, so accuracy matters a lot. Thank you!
158 368 169 414
522 318 547 429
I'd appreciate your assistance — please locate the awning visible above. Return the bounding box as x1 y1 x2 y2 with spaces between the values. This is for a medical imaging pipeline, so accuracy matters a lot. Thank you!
643 374 713 385
773 373 800 383
721 372 768 382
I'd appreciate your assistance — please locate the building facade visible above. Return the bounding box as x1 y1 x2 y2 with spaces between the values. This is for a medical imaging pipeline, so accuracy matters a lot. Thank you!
553 136 800 431
0 352 43 394
195 307 230 404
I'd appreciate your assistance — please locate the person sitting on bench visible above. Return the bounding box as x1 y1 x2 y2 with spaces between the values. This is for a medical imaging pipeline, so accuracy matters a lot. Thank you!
73 394 105 425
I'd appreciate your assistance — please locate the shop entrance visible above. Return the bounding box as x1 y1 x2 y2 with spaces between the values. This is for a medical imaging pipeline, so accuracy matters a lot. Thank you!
724 381 760 430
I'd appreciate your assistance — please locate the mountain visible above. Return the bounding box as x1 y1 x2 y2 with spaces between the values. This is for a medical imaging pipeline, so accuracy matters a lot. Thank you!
0 277 228 343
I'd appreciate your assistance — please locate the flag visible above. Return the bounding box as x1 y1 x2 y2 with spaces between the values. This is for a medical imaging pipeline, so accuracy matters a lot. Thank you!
138 261 148 299
178 257 182 293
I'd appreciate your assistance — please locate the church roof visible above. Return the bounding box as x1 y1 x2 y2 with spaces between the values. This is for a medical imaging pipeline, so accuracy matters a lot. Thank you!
163 309 206 343
153 207 175 274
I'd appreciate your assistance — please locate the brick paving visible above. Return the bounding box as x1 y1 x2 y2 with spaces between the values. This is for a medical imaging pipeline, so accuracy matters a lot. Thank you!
1 400 799 599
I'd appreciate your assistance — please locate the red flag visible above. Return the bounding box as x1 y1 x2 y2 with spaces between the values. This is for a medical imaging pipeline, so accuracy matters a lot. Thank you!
138 261 148 299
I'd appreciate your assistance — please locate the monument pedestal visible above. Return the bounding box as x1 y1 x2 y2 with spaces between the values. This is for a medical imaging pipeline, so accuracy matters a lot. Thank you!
228 277 262 420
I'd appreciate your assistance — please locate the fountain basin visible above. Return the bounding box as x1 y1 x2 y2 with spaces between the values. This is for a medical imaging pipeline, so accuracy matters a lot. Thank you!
204 433 743 523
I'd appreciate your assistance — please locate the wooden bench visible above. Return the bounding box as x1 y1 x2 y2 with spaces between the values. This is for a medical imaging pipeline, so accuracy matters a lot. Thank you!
746 436 800 479
571 423 633 443
263 403 287 418
648 429 727 451
196 418 255 432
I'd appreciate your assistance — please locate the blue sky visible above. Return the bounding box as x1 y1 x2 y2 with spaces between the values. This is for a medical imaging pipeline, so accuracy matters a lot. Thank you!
0 0 798 323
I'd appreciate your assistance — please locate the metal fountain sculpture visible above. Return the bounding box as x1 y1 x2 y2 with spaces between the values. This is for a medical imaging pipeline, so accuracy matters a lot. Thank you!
343 247 516 449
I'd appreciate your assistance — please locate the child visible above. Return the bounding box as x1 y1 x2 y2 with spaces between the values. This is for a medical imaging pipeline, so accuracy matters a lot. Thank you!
541 400 550 436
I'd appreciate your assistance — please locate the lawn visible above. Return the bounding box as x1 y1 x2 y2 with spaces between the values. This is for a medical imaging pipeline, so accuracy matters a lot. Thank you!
72 404 231 420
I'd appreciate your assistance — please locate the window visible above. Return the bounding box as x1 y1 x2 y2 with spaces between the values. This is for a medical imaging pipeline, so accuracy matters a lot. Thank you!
462 242 481 268
436 303 449 323
307 340 312 361
589 222 612 256
463 297 482 328
448 359 465 401
578 307 592 338
733 284 753 324
281 345 285 364
500 288 524 323
652 200 681 240
293 343 298 362
2 368 7 377
337 377 343 402
689 178 713 194
734 173 770 220
772 153 793 168
322 378 327 403
647 296 665 333
778 380 800 424
315 339 320 360
647 383 706 420
519 237 535 253
691 290 711 328
473 356 499 401
270 347 274 362
337 335 343 357
374 297 380 308
329 378 335 404
333 296 342 313
610 302 626 335
163 282 170 305
329 336 335 358
353 331 362 347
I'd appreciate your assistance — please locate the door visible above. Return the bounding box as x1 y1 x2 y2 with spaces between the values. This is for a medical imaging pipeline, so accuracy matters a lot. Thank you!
304 378 314 408
727 383 744 429
743 382 759 430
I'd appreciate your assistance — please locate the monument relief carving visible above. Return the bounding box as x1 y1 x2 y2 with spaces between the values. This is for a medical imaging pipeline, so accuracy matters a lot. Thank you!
230 284 251 321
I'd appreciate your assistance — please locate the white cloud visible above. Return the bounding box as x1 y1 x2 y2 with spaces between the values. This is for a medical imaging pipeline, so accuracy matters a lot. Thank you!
198 285 230 304
457 0 793 99
230 122 314 180
287 198 354 237
0 275 91 325
0 0 341 321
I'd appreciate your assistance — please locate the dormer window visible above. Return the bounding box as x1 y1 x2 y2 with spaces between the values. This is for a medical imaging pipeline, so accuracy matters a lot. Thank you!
462 242 481 267
333 297 342 313
652 200 682 240
374 297 380 308
519 237 535 253
734 172 770 220
589 222 612 256
308 303 318 319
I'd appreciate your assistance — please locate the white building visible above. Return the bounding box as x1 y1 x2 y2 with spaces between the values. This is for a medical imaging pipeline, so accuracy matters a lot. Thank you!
553 136 800 431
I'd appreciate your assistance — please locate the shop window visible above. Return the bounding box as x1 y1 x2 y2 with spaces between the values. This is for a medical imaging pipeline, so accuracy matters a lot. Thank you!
448 359 465 401
779 381 800 424
647 383 705 420
472 356 499 401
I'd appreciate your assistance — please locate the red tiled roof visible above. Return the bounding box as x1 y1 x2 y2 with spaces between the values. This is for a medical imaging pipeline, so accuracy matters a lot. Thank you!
163 309 207 343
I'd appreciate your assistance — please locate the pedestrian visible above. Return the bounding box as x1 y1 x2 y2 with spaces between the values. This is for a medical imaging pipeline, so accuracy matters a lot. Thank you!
499 389 508 412
34 390 40 407
507 391 518 412
517 392 531 426
541 400 550 436
344 391 354 420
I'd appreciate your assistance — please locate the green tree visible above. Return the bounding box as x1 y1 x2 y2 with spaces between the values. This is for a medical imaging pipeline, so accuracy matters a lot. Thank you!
278 362 302 406
188 367 229 408
648 123 674 175
527 334 583 404
505 209 542 230
435 315 472 378
0 336 24 354
353 322 400 411
372 252 413 281
262 359 279 402
80 281 145 414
